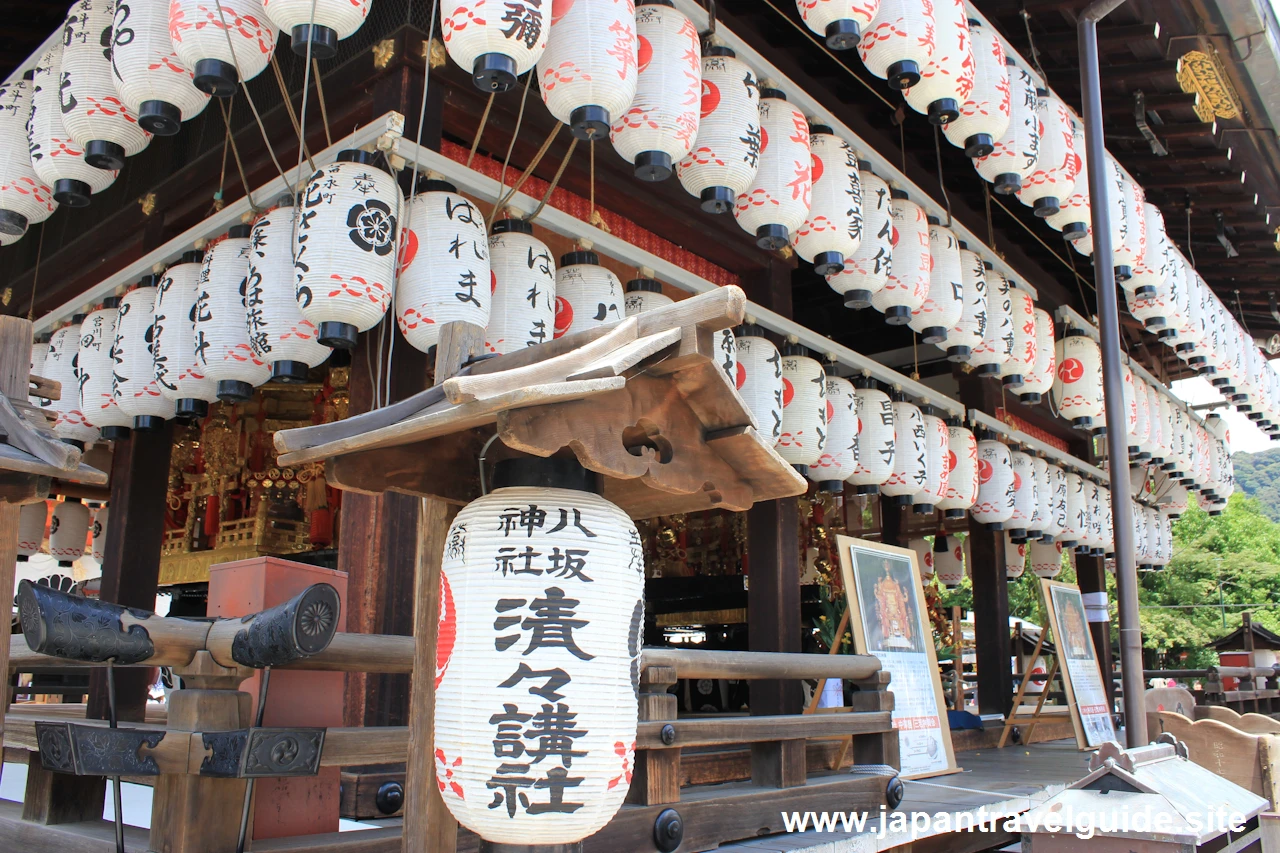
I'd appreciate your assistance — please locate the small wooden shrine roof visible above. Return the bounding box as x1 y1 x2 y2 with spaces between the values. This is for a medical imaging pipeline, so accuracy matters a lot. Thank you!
1206 621 1280 651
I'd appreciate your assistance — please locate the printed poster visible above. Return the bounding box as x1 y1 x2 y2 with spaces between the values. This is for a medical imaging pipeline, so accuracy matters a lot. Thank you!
1044 579 1118 749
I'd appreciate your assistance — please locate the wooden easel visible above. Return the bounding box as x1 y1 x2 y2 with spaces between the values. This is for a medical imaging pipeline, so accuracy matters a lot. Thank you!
998 623 1060 749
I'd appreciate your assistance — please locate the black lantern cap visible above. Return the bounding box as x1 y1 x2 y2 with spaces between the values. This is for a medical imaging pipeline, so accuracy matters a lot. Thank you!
227 223 252 239
704 45 736 58
780 341 808 357
290 23 339 60
700 186 735 214
993 173 1021 194
193 58 238 97
100 425 130 441
634 150 673 182
812 251 844 276
175 399 209 421
492 218 533 236
855 484 879 496
844 289 873 310
569 105 611 141
180 249 205 264
886 60 920 90
758 87 787 101
755 224 790 250
84 140 125 171
1033 197 1060 218
272 360 311 384
472 53 518 93
139 100 182 136
626 278 663 293
133 415 165 431
53 179 92 208
0 209 27 237
337 148 395 176
928 98 959 125
883 305 911 325
217 380 255 403
102 296 121 309
318 321 359 350
818 480 845 495
1062 221 1088 241
964 133 994 158
825 18 860 50
493 455 603 494
560 250 600 267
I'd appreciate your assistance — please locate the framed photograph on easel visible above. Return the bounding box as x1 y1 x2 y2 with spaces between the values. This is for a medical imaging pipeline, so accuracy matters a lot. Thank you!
836 534 959 779
1040 578 1118 749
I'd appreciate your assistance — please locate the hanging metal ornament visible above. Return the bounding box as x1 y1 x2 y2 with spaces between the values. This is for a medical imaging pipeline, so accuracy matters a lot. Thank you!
28 43 117 207
909 217 963 347
77 297 131 440
796 0 881 50
973 58 1037 194
0 78 55 239
263 0 371 59
848 376 894 494
825 160 890 308
733 324 784 446
675 45 760 214
114 279 177 429
942 18 1009 157
948 241 988 363
554 249 623 338
734 87 812 250
441 0 548 92
793 127 861 275
968 262 1012 376
485 218 556 354
857 0 936 91
872 188 928 324
538 0 638 140
154 250 218 420
195 225 271 402
902 0 972 125
1015 91 1077 218
109 0 210 135
169 0 277 96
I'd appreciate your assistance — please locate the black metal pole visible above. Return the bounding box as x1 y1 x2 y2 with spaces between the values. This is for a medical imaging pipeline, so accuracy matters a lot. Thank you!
1078 0 1146 746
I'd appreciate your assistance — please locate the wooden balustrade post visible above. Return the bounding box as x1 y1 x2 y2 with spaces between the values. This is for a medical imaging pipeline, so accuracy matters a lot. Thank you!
848 672 898 769
628 665 680 805
0 316 31 771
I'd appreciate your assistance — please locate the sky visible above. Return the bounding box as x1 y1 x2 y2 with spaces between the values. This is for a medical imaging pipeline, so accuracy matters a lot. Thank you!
1173 361 1280 455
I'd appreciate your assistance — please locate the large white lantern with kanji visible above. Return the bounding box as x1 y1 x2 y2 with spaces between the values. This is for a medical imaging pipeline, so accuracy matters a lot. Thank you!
538 0 637 140
969 264 1011 376
973 59 1037 194
912 408 950 514
77 297 132 441
610 2 700 182
17 501 46 562
263 0 370 59
246 199 331 382
91 504 108 561
796 0 881 50
1059 471 1086 548
908 537 934 579
937 420 977 518
777 343 827 468
46 321 99 447
733 326 784 445
60 0 151 170
948 242 988 362
1016 91 1076 218
295 151 402 349
30 336 50 409
1018 308 1055 405
848 378 894 494
902 0 972 125
0 79 54 240
170 0 277 96
794 128 861 275
1045 118 1089 241
195 226 271 402
114 280 177 429
1053 329 1103 430
109 0 210 135
857 0 936 91
1027 455 1049 540
807 369 857 491
1004 532 1025 578
396 179 491 353
154 250 218 419
623 278 672 317
872 189 929 324
1008 450 1037 542
1029 540 1063 579
1047 464 1068 542
971 436 1014 528
734 89 811 250
909 218 963 346
486 218 557 354
826 161 891 308
942 18 1009 157
934 535 965 588
28 43 117 207
1107 158 1144 283
442 0 548 92
999 284 1036 389
882 396 925 507
675 46 760 214
50 498 90 567
434 456 643 845
554 250 623 339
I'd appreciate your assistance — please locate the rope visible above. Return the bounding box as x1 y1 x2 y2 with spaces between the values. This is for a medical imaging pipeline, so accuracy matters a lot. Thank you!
212 0 290 187
525 137 579 224
493 123 562 215
218 97 257 211
989 194 1094 290
1019 10 1049 85
26 222 45 321
312 59 332 147
467 93 495 168
490 72 534 224
756 0 893 109
269 55 315 171
292 0 320 187
210 98 233 214
933 125 952 226
983 184 997 251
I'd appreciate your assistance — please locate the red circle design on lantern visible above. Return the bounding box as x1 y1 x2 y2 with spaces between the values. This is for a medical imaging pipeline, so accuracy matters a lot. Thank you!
1058 357 1083 383
826 400 834 422
637 35 653 74
891 225 900 247
781 377 795 407
735 361 746 389
490 270 498 294
810 152 824 183
978 458 993 483
554 296 573 338
700 79 720 118
1012 473 1022 490
435 572 456 688
760 125 769 153
397 229 418 274
947 449 958 472
551 0 576 25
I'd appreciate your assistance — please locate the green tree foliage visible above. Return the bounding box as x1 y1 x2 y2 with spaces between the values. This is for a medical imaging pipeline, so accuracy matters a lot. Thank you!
1228 448 1280 521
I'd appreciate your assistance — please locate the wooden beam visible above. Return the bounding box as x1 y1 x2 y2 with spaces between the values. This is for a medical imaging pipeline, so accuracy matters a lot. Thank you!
0 315 31 758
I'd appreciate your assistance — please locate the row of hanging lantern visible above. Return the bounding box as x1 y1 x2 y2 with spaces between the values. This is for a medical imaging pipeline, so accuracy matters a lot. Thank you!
16 498 98 568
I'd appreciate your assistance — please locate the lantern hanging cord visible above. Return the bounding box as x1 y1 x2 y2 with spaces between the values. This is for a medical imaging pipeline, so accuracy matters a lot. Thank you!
984 184 997 250
756 0 894 109
467 93 496 169
933 126 952 227
525 137 579 224
211 0 291 188
1019 9 1049 86
1185 203 1196 267
218 97 258 212
292 0 321 189
312 59 332 147
988 194 1093 291
1235 289 1251 336
211 96 233 214
269 54 316 172
26 222 45 321
490 71 534 225
493 123 561 216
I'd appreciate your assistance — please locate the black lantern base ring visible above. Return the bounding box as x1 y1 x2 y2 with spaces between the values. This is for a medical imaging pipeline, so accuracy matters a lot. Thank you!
217 379 255 403
193 58 239 97
1143 317 1167 332
986 521 1004 531
844 289 872 309
700 185 735 214
1093 426 1107 437
1156 329 1177 341
755 223 790 251
1114 264 1132 283
883 304 911 325
992 172 1021 195
472 53 517 92
318 321 359 349
272 360 311 384
946 345 971 363
0 208 27 237
1019 391 1042 405
634 150 673 182
919 325 947 345
818 479 844 495
100 425 131 441
975 363 1001 377
1008 528 1028 543
291 23 339 60
133 415 165 431
478 842 585 853
175 399 209 421
886 59 920 90
812 250 844 276
912 503 934 515
892 495 913 507
569 105 611 141
1032 196 1059 218
84 140 125 171
139 99 182 136
53 178 92 207
1073 416 1094 429
855 484 879 496
964 132 994 158
1134 285 1156 300
1001 373 1024 389
927 97 959 126
825 19 860 50
944 509 966 519
493 455 603 494
1062 221 1088 241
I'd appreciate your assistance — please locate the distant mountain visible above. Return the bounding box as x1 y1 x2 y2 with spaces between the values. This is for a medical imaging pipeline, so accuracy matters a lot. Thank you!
1231 448 1280 520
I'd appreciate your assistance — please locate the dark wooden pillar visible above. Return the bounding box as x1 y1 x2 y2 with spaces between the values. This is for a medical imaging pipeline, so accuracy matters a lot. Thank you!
87 421 174 722
879 497 905 547
1076 555 1115 711
747 497 802 715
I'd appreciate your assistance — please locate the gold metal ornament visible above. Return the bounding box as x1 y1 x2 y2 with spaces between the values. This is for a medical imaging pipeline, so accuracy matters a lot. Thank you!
1177 49 1241 122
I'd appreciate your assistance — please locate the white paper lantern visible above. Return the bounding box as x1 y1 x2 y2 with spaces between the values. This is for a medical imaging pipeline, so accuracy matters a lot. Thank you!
30 337 50 409
1016 91 1076 218
554 250 623 339
113 281 177 429
538 0 638 140
50 498 90 566
1126 201 1170 300
1155 393 1176 469
395 179 491 353
934 535 965 588
733 328 784 444
973 59 1037 194
434 457 642 845
195 226 271 402
154 251 218 418
1146 382 1166 466
1004 531 1025 578
777 345 827 467
1108 158 1145 282
1027 455 1050 539
938 421 977 518
857 0 936 91
27 43 117 207
793 128 861 275
947 243 988 363
1030 540 1063 579
1121 363 1140 448
912 409 949 513
17 501 47 562
972 437 1015 528
485 219 557 354
60 0 151 170
1008 450 1038 542
908 536 934 579
808 371 857 490
1034 461 1061 541
623 279 673 317
610 3 700 181
1131 502 1151 567
1052 330 1103 429
826 161 891 308
872 189 929 323
796 0 880 50
442 0 548 92
969 263 1012 376
1059 471 1086 548
170 0 277 96
91 504 108 561
848 380 894 494
108 0 210 135
1018 308 1055 404
263 0 370 59
911 218 963 347
734 90 812 250
0 79 55 240
77 298 132 440
942 18 1009 157
675 46 760 214
46 322 99 446
1045 117 1089 241
1000 285 1036 389
716 328 737 388
902 0 971 125
1047 464 1068 542
246 200 331 382
295 151 403 348
882 397 925 506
